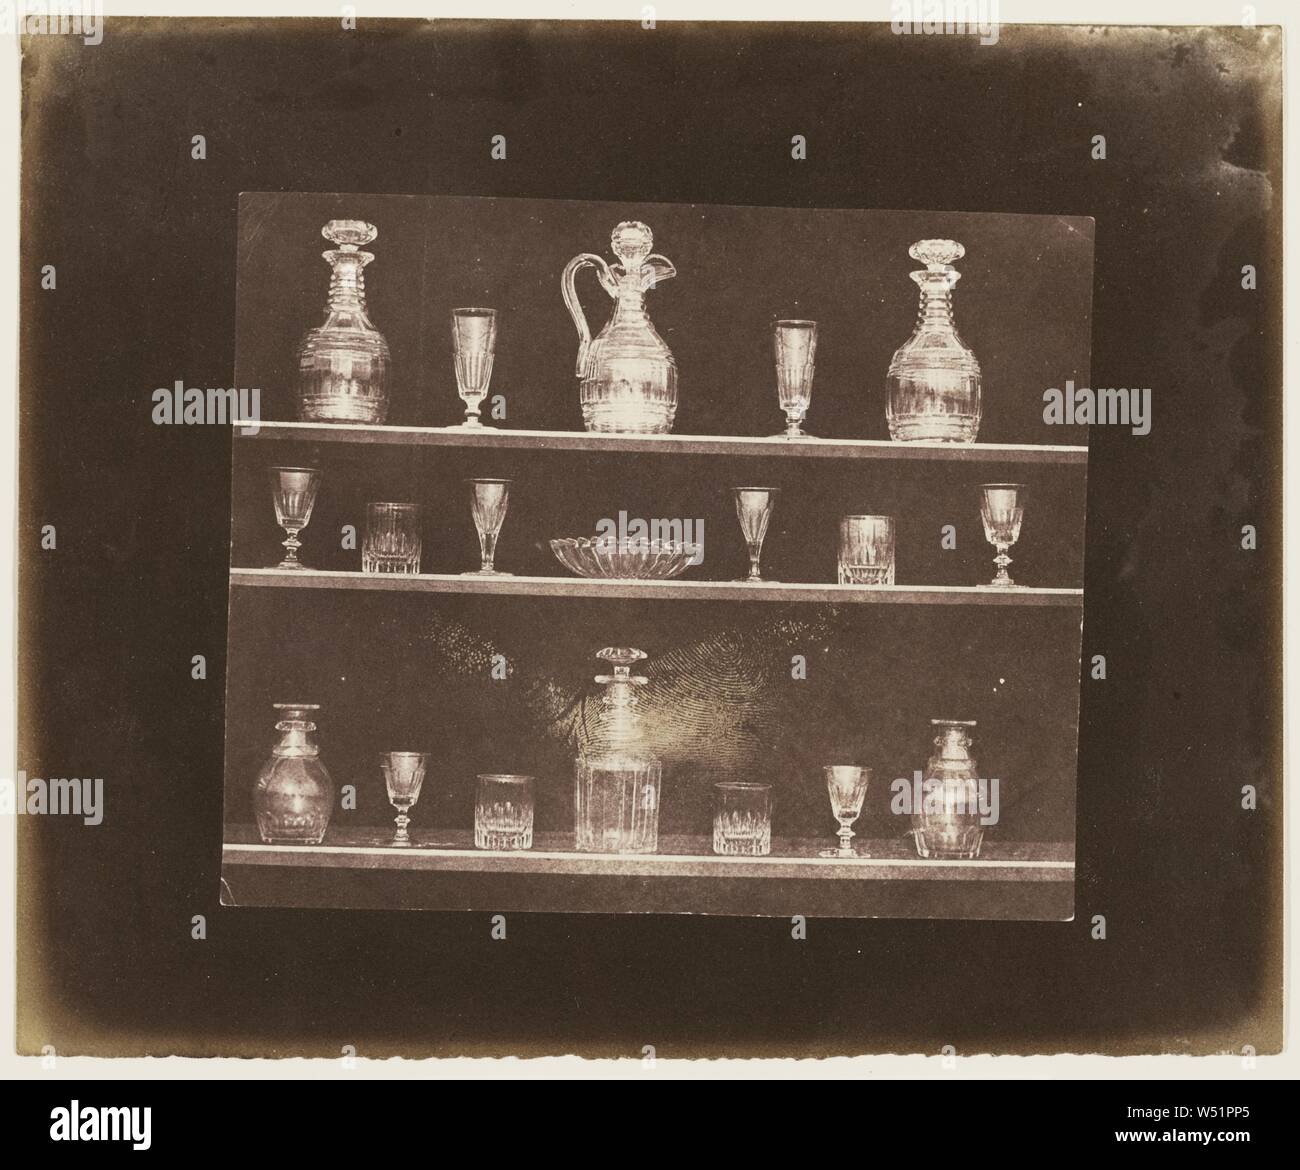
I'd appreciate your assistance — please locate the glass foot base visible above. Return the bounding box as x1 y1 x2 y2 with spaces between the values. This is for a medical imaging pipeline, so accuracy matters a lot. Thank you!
977 581 1021 590
462 569 513 577
274 560 310 571
733 576 778 583
818 847 867 858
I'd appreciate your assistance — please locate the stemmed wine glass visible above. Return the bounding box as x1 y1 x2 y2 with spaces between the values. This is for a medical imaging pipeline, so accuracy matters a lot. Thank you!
978 483 1025 588
451 307 498 427
771 319 817 438
268 467 321 570
464 478 512 576
819 765 872 858
381 751 428 847
732 486 779 582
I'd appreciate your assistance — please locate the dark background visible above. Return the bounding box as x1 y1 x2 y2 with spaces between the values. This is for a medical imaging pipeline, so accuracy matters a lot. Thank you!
19 19 1281 1055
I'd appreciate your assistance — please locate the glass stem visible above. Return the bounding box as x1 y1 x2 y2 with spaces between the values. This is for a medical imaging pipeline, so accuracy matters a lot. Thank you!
479 531 498 573
748 546 763 581
282 530 301 564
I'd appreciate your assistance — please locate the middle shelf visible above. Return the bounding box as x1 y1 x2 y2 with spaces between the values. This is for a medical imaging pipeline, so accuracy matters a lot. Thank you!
231 568 1084 607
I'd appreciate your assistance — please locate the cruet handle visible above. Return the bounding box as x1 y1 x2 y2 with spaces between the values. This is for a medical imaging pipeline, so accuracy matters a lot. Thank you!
562 252 616 378
641 253 677 292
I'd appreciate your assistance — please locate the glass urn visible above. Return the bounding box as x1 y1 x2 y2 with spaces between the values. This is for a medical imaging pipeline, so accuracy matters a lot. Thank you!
562 221 678 434
912 719 984 859
253 702 335 845
296 219 391 424
574 647 662 853
885 239 982 443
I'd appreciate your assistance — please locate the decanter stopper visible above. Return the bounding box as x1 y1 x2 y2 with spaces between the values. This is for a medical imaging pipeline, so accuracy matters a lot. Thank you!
909 238 965 270
885 237 982 444
323 220 378 251
296 219 391 424
594 646 649 705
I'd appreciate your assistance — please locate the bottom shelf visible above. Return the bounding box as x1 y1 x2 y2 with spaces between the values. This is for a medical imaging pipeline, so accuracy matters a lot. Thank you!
221 826 1074 919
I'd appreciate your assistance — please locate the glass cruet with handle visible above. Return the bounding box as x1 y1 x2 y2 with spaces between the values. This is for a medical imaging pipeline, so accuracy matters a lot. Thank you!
562 220 679 434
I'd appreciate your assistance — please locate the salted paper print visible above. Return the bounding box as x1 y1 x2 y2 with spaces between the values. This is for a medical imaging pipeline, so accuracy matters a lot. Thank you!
221 192 1092 920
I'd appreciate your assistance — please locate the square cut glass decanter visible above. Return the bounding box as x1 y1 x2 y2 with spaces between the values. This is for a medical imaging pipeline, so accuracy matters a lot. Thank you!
574 647 662 854
296 220 391 424
885 239 982 443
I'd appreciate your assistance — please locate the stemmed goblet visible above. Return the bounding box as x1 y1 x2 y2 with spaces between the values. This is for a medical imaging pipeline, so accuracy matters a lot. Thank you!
451 307 498 428
732 486 779 583
381 751 428 847
464 478 512 576
819 765 872 858
268 466 321 570
978 483 1025 588
771 319 818 438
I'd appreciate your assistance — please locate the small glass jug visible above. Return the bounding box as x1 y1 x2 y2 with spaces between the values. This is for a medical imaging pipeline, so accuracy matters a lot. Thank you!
912 719 985 859
253 702 335 845
562 221 678 434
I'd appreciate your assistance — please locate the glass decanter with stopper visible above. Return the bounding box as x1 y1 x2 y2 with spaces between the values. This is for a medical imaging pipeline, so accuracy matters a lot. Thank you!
562 221 678 434
574 647 662 853
252 702 335 845
296 219 391 424
885 239 982 443
911 719 985 859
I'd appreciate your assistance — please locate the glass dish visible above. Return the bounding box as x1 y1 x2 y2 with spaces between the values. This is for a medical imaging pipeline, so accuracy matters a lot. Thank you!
549 536 701 580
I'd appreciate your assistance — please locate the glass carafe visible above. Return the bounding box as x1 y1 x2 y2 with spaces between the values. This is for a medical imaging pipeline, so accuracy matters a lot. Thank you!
296 219 391 424
574 647 662 853
562 221 678 434
885 239 981 443
912 719 985 859
253 702 335 845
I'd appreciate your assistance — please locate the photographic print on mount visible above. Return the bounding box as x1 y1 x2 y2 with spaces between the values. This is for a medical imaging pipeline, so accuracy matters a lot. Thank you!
221 191 1092 921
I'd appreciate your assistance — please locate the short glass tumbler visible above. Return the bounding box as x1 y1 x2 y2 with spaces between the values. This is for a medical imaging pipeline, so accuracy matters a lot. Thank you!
474 774 534 851
712 782 772 856
838 515 896 585
363 502 421 574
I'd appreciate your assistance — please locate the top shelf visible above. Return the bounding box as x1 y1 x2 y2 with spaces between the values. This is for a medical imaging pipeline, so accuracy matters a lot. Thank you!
234 420 1089 465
